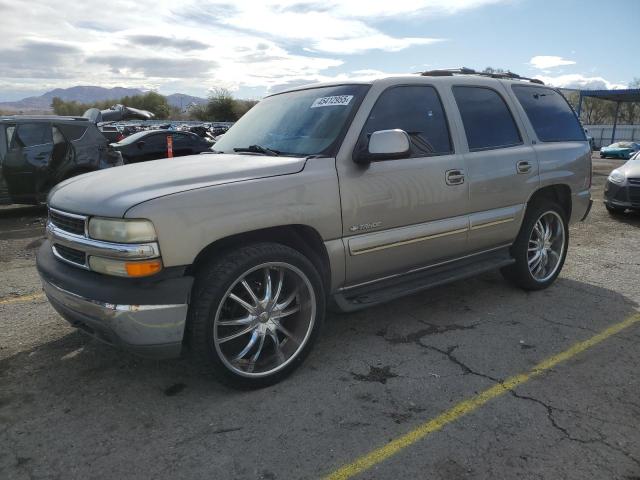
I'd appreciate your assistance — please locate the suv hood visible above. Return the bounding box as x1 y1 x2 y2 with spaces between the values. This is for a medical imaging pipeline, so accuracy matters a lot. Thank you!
49 154 307 217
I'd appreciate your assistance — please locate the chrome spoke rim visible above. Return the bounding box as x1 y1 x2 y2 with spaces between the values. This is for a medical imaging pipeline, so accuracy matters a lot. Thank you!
527 211 565 282
213 262 316 378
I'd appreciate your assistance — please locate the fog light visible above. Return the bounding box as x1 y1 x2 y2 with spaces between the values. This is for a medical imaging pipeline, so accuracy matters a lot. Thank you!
89 257 163 277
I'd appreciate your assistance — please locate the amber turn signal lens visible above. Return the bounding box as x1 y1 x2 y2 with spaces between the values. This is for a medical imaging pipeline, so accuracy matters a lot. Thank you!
125 259 163 277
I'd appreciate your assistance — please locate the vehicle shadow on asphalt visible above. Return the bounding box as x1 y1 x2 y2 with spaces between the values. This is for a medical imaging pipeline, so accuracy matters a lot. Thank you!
1 273 637 405
606 210 640 227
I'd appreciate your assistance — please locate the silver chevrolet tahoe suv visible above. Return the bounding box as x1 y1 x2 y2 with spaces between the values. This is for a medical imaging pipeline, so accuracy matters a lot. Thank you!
37 70 592 388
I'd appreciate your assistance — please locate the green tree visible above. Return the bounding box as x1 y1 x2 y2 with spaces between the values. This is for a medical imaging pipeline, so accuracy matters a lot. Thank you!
204 88 237 121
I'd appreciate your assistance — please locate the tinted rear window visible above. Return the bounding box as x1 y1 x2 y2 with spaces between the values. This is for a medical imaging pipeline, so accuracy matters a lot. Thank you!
452 86 522 151
512 86 585 142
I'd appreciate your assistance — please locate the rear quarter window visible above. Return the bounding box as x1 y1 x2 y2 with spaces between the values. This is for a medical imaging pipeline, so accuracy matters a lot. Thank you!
58 124 88 141
512 86 586 142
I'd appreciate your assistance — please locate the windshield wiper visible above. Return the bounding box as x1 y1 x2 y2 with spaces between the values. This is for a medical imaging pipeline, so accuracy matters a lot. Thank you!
233 145 280 156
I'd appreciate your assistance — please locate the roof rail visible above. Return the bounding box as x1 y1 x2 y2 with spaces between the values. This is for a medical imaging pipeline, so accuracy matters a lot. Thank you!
420 67 544 85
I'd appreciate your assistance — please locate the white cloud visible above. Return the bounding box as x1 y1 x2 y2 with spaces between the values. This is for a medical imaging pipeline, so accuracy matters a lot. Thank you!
0 0 509 99
529 55 576 69
535 73 627 90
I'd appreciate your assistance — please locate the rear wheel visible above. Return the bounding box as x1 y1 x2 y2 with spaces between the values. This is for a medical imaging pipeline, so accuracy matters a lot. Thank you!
188 243 325 389
502 201 568 290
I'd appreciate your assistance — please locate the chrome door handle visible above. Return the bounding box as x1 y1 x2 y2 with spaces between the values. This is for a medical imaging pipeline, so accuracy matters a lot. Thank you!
446 169 465 185
517 161 532 174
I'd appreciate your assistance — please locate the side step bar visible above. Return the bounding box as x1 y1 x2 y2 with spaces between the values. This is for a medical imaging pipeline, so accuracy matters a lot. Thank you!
332 248 514 312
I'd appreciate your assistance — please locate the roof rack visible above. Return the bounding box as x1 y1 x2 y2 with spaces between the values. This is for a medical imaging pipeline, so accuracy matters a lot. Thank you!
420 67 544 85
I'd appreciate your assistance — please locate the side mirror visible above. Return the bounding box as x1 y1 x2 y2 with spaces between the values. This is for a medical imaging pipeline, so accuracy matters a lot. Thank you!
136 140 145 149
354 129 410 164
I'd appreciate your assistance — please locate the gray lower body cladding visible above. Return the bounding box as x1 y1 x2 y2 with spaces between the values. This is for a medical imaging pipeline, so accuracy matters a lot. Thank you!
36 241 193 358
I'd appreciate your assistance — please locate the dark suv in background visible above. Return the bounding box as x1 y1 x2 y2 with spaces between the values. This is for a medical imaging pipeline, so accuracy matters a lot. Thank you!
0 116 123 205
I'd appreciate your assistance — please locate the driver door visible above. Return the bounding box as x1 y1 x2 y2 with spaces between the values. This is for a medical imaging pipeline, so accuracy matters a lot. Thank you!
337 85 470 286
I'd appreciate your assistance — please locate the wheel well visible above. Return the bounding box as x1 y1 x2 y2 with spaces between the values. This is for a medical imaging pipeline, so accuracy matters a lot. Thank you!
528 185 572 220
187 225 332 291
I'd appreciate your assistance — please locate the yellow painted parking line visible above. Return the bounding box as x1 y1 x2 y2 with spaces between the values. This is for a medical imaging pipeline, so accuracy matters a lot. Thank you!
0 292 45 305
324 312 640 480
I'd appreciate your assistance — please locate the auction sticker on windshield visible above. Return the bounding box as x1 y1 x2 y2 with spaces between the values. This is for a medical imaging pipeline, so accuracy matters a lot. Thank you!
311 95 353 108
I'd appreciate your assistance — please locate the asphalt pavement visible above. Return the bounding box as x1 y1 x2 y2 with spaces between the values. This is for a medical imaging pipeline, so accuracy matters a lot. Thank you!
1 155 638 480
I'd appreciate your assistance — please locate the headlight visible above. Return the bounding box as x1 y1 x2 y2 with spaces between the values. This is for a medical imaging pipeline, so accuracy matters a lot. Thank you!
88 218 157 243
608 169 626 185
89 257 163 278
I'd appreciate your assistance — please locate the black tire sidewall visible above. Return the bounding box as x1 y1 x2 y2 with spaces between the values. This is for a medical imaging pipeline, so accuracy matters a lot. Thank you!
504 201 569 290
188 243 325 389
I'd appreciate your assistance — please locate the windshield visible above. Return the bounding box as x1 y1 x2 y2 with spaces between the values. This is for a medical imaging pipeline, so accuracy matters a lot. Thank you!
214 84 369 157
611 142 632 148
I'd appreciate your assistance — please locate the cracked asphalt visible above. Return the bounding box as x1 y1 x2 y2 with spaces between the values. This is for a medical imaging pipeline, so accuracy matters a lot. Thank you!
1 154 639 480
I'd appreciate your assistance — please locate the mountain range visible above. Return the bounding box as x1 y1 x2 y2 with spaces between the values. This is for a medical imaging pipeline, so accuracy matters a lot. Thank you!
0 86 208 112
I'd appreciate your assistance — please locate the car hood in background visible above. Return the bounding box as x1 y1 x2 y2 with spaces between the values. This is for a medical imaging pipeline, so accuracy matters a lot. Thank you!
618 159 640 179
48 154 307 218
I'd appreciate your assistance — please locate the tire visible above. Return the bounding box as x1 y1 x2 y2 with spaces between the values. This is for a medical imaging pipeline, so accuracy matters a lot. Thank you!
605 204 625 215
187 243 325 389
501 200 568 291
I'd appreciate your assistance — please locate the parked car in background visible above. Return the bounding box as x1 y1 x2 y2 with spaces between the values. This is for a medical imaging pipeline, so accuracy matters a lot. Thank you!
110 130 214 164
38 70 592 388
600 141 640 159
0 116 123 205
604 152 640 214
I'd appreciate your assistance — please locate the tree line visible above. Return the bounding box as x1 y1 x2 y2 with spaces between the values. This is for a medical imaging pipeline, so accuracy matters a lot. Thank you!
51 88 257 121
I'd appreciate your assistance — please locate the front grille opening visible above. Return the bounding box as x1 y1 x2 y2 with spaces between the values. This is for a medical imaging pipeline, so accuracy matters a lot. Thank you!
49 210 85 236
54 244 87 266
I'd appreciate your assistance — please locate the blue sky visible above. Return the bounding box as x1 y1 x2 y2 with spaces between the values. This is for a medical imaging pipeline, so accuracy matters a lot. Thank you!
0 0 637 101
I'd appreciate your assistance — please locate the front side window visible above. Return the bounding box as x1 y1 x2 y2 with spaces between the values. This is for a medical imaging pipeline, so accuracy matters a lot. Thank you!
12 123 53 148
512 86 585 142
213 84 369 157
453 86 522 151
357 85 452 158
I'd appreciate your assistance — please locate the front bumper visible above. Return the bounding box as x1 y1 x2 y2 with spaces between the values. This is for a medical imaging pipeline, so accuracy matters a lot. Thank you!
37 241 193 358
604 180 640 209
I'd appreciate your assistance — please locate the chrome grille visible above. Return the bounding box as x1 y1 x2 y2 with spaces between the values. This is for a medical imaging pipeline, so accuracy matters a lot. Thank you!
49 209 86 236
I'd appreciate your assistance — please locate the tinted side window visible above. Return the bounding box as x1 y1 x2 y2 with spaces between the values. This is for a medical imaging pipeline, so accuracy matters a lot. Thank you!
146 134 168 148
512 86 585 142
359 85 452 158
172 133 192 146
13 123 53 148
453 86 522 151
58 124 87 141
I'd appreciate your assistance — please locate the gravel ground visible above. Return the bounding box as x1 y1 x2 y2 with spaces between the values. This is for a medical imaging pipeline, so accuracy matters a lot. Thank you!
1 154 639 480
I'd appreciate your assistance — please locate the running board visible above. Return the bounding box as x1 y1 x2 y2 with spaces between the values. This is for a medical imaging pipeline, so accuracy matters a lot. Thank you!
332 248 514 312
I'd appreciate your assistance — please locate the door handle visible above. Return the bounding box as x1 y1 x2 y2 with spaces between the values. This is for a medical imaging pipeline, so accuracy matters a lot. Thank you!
446 169 465 186
517 161 532 174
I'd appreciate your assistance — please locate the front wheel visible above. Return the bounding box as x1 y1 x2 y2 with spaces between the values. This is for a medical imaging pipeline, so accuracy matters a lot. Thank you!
502 201 568 291
188 243 325 389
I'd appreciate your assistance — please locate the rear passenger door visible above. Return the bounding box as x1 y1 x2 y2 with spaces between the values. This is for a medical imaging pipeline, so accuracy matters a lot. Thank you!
4 123 54 199
338 84 469 286
452 85 538 252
